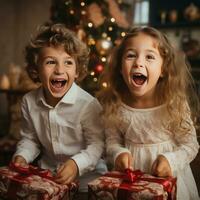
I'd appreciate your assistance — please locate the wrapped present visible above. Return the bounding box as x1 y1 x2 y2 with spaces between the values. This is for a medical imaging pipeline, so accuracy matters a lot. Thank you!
0 163 78 200
88 169 176 200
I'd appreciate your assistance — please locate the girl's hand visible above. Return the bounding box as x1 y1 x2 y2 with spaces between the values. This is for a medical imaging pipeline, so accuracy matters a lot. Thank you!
115 152 133 171
54 159 78 184
12 155 28 167
151 155 172 177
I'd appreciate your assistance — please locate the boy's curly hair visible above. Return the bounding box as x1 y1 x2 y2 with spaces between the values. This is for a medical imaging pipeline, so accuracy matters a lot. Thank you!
25 22 89 83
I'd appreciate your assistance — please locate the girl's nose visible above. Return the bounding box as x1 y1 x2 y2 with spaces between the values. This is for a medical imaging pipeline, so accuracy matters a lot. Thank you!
134 56 143 68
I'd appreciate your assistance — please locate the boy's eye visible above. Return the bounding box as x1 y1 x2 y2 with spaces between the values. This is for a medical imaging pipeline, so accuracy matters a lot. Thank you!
45 60 55 65
126 53 136 58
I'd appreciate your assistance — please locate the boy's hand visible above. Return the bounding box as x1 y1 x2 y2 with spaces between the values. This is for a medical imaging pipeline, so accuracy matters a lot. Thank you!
151 155 172 177
12 155 28 167
54 159 78 184
115 152 133 171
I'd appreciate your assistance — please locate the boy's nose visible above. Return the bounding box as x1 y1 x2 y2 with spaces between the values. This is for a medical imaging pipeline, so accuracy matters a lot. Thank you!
54 63 65 74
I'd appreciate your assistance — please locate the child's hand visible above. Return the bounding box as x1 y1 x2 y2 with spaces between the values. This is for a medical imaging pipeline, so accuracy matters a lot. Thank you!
115 152 133 171
151 155 172 177
12 155 28 167
54 159 78 184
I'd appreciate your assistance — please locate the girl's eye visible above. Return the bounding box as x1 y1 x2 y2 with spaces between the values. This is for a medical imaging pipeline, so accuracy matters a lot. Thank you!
146 55 155 60
64 60 73 65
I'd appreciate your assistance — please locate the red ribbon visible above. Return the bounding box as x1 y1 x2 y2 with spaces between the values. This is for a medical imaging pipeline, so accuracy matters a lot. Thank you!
105 169 176 199
9 162 54 181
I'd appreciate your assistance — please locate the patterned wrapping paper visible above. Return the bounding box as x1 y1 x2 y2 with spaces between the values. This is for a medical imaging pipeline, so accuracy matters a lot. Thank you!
0 163 78 200
88 169 177 200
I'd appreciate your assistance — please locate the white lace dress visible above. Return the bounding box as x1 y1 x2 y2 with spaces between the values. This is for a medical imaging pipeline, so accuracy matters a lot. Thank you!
106 103 200 200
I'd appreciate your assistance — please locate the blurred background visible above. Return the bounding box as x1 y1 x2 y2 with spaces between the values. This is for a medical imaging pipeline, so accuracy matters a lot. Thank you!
0 0 199 192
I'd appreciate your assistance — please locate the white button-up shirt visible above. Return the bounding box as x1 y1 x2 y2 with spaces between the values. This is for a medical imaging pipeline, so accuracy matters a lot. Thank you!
14 83 105 176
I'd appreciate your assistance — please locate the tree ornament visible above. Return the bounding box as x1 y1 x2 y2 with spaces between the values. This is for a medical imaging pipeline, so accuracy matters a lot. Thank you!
0 74 10 90
96 38 113 55
77 28 86 41
95 64 104 73
107 0 130 28
87 3 105 27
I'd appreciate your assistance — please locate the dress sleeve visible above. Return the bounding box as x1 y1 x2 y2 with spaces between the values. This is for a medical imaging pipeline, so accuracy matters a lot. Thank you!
105 124 131 167
161 114 199 173
71 98 105 176
13 96 41 163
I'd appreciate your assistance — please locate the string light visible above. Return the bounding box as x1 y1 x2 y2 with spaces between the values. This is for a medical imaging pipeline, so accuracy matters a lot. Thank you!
102 33 107 38
102 82 108 88
121 32 126 37
88 22 93 27
93 78 98 82
80 1 85 6
88 37 96 45
81 10 86 15
110 18 115 22
69 9 74 15
90 71 95 76
101 57 106 62
108 26 113 31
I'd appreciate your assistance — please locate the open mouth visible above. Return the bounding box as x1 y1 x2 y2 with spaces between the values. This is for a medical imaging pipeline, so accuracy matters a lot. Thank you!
132 73 147 85
50 79 67 89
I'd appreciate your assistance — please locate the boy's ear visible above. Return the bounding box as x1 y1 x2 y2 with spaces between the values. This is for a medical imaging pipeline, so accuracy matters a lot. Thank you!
30 68 40 81
75 72 79 79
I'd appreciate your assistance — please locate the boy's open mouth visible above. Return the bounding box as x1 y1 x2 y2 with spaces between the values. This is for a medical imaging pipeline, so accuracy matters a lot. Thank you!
50 79 67 88
132 73 147 85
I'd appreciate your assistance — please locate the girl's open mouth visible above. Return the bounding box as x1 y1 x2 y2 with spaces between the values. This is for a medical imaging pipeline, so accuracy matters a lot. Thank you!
132 73 147 85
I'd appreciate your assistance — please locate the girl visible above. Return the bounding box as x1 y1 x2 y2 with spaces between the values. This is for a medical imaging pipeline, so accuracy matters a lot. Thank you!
12 23 107 199
98 26 200 200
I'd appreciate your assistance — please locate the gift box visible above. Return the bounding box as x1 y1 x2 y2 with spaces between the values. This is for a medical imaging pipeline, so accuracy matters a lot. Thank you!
88 169 176 200
0 163 78 200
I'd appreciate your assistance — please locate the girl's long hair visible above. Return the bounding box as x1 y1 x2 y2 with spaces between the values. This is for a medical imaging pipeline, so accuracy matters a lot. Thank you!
98 26 199 134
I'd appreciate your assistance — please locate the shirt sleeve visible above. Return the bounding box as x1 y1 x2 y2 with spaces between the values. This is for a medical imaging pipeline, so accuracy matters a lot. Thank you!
13 96 41 163
105 125 131 167
160 114 199 174
71 98 105 176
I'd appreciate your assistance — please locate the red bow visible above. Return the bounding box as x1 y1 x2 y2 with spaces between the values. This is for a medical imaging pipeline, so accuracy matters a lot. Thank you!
105 169 143 183
105 169 176 195
9 162 53 181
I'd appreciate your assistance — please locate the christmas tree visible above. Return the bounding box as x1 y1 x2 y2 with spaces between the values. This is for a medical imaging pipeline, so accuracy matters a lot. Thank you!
50 0 130 95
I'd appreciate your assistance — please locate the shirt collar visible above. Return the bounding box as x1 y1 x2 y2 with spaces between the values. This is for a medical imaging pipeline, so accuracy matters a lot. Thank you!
36 82 78 107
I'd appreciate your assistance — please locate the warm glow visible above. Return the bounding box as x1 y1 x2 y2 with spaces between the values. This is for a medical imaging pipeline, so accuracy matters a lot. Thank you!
101 57 106 62
81 10 86 15
121 32 126 37
80 2 85 6
88 22 93 27
110 18 115 22
102 82 108 88
102 33 107 38
108 26 113 31
70 10 74 15
90 71 95 76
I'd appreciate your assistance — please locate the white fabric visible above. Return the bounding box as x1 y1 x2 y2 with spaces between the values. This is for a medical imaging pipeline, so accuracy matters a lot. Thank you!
106 103 200 200
14 82 107 190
